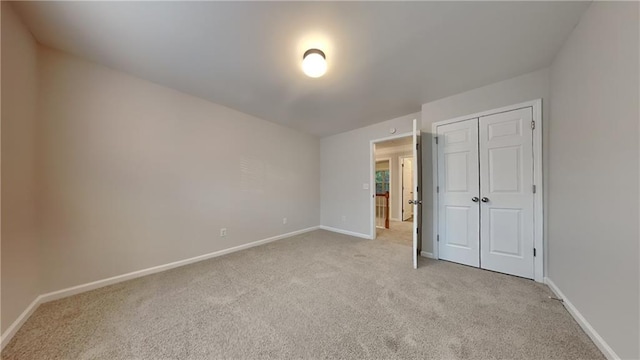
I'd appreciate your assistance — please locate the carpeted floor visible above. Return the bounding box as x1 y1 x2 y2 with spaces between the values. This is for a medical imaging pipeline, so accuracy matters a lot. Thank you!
2 230 603 359
376 220 413 247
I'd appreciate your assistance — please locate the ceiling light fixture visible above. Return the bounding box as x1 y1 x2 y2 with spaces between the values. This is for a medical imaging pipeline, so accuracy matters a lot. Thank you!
302 49 327 78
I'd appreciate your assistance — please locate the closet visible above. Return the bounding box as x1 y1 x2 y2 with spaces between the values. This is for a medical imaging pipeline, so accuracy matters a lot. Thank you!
433 104 540 280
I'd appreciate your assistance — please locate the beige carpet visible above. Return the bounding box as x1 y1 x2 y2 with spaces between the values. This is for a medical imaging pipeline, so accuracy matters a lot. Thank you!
2 230 603 359
376 220 413 247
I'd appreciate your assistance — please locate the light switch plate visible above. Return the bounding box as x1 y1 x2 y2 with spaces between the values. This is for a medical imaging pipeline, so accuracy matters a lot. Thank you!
363 183 369 190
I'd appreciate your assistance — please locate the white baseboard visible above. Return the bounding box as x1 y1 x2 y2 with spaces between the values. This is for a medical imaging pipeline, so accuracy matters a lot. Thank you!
0 226 319 351
544 277 619 360
420 251 435 259
0 296 43 350
319 225 372 239
390 217 401 222
39 226 319 304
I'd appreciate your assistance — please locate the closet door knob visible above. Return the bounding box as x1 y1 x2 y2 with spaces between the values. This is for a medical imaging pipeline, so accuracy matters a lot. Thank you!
471 197 479 202
481 197 490 203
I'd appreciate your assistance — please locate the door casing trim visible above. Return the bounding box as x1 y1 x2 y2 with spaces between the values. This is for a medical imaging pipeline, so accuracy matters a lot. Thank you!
370 132 413 240
431 99 543 282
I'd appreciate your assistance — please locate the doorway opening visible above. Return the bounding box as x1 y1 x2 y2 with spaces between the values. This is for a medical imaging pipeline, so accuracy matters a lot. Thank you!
373 136 413 247
370 119 422 269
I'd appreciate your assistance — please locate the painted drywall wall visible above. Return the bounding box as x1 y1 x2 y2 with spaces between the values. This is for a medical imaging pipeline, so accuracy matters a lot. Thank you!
421 68 550 256
36 47 320 293
1 3 41 334
548 2 639 358
320 113 418 237
375 147 413 221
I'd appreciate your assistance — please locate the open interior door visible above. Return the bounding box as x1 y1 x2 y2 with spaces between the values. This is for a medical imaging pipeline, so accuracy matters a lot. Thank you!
411 119 422 269
402 158 413 221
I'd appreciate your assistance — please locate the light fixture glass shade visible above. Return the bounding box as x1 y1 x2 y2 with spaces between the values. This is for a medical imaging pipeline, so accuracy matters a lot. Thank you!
302 49 327 78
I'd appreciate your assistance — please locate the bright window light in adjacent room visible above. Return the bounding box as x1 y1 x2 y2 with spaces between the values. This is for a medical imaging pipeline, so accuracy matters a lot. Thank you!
302 49 327 78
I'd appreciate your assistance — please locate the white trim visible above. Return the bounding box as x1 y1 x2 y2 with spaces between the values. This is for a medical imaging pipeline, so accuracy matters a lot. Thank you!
398 155 414 222
390 217 401 222
531 99 544 282
544 278 618 360
39 226 319 303
370 131 413 240
431 100 544 282
411 118 420 270
0 296 42 350
430 99 542 127
374 157 392 170
431 125 440 260
319 225 372 239
0 226 319 350
420 251 435 259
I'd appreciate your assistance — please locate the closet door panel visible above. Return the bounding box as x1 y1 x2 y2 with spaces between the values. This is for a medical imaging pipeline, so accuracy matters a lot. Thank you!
479 108 534 279
437 118 480 267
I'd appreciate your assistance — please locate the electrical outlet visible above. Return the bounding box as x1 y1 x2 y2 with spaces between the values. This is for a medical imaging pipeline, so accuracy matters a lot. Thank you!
342 215 346 222
220 228 227 237
282 217 287 224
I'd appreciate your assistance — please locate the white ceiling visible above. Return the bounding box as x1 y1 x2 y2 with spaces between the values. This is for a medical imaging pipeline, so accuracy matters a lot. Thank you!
13 1 590 137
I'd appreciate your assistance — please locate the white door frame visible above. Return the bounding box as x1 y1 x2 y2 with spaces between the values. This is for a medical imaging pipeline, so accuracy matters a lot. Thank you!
370 132 413 239
398 155 414 222
431 99 544 282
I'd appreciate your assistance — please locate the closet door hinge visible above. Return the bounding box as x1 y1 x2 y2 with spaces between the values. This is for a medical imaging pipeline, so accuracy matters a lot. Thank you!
437 235 440 242
533 248 537 257
435 136 438 144
417 227 419 234
532 185 536 194
416 143 419 150
531 121 536 130
436 186 439 193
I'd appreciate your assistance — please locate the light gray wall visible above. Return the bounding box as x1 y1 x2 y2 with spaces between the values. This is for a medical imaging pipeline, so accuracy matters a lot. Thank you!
548 2 639 358
36 47 321 293
320 113 419 236
321 70 549 245
421 68 550 255
1 3 41 334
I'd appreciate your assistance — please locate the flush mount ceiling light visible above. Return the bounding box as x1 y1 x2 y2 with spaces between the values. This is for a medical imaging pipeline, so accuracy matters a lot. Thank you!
302 49 327 78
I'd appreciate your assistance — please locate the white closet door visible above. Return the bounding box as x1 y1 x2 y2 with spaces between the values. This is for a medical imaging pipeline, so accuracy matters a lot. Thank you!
437 118 480 267
479 108 534 279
